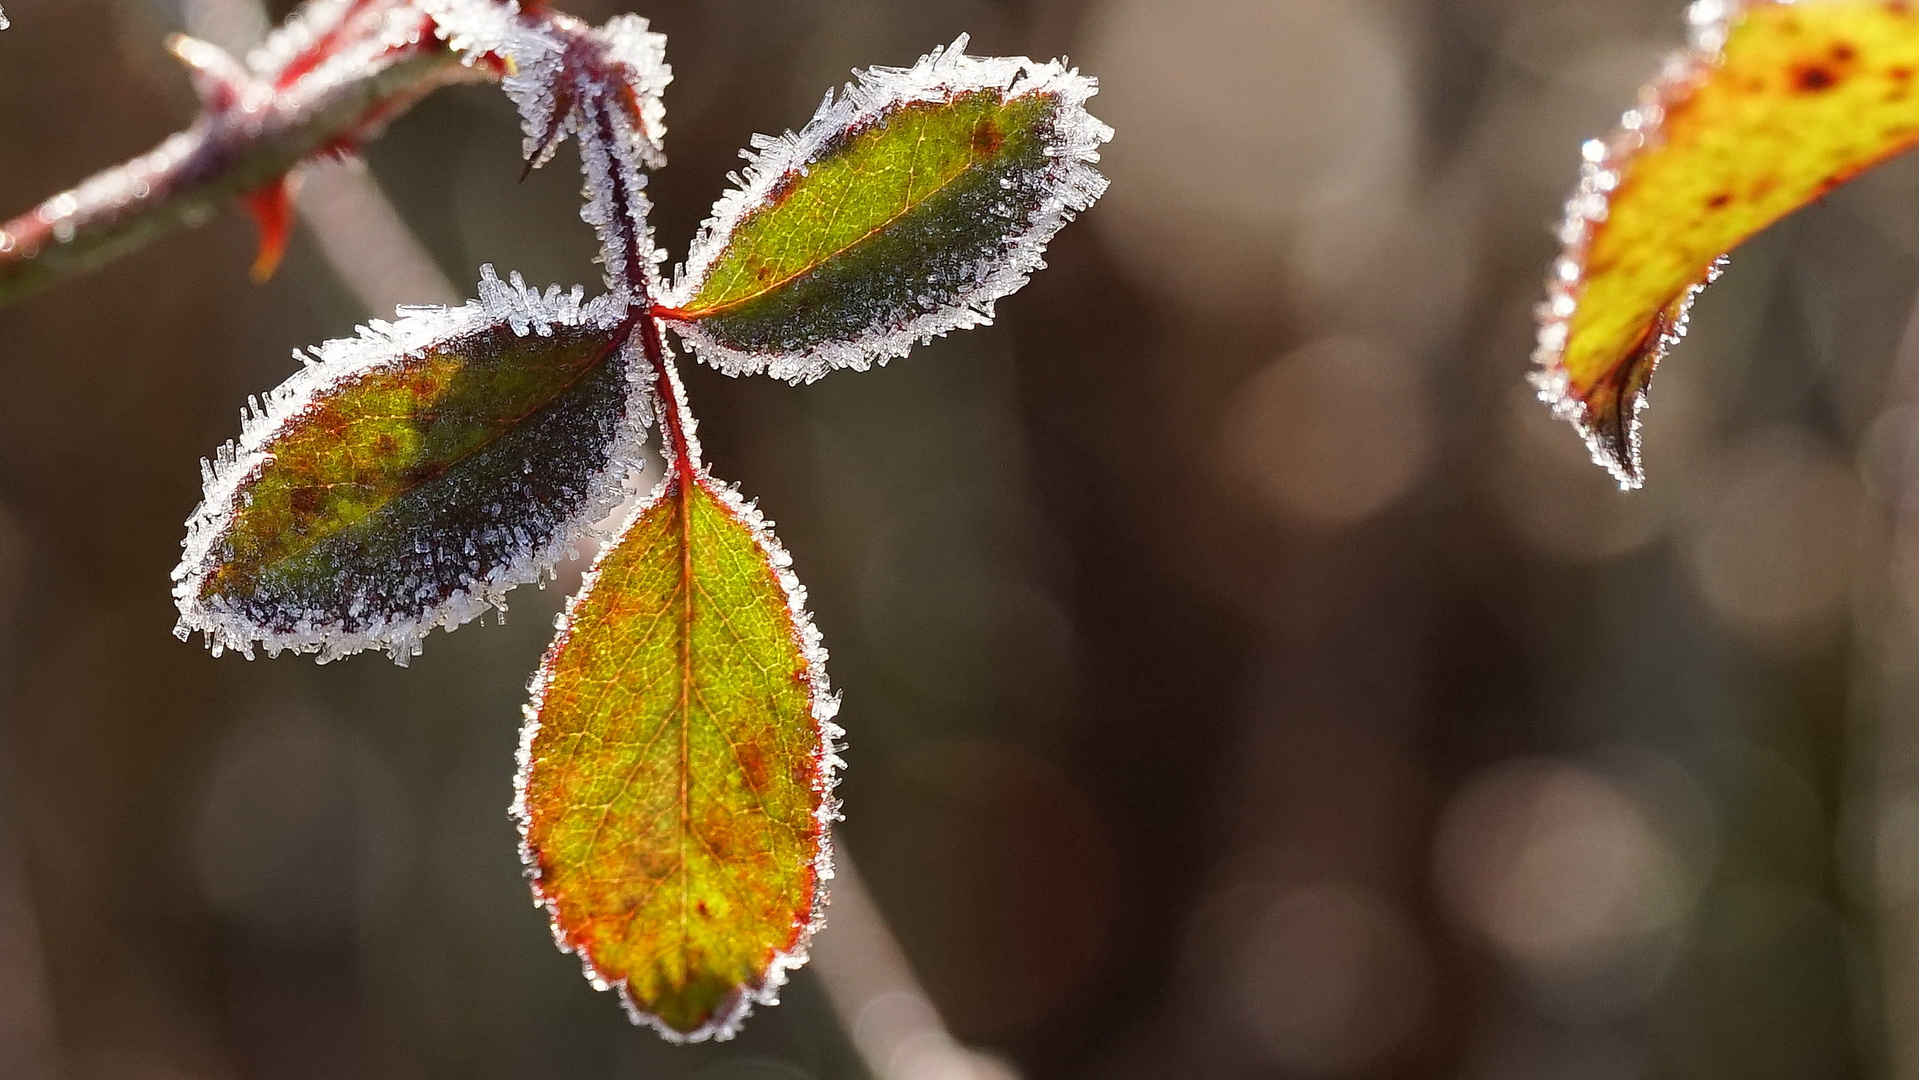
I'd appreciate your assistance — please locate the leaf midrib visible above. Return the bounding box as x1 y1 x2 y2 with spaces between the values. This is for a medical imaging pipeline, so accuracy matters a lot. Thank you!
677 473 695 973
227 329 625 589
678 104 1014 320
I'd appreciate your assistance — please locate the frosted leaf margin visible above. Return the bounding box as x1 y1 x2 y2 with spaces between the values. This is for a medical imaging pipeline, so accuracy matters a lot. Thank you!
512 382 845 1041
664 34 1112 384
425 0 669 297
1530 0 1762 489
172 265 649 665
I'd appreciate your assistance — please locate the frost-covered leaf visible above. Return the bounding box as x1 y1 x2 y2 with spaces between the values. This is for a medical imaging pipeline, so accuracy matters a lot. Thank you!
518 464 840 1041
1536 0 1919 487
174 267 645 663
661 35 1111 383
426 1 670 294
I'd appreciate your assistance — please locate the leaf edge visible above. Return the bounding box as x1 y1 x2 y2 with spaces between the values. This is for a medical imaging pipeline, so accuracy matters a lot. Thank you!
171 266 651 664
1529 0 1744 489
511 464 845 1042
661 33 1112 384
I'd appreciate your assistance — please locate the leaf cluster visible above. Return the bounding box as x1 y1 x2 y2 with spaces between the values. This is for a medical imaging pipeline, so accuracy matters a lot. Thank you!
139 0 1110 1042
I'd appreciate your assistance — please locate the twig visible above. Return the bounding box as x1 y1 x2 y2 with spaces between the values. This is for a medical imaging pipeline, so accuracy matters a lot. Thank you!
810 845 1019 1080
297 156 460 311
0 11 484 307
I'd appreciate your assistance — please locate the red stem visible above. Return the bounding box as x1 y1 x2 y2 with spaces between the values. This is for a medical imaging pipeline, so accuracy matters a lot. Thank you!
585 97 692 480
640 311 694 483
272 0 392 89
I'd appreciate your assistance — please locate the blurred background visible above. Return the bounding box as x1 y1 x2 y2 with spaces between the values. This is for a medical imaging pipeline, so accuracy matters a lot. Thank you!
2 0 1917 1077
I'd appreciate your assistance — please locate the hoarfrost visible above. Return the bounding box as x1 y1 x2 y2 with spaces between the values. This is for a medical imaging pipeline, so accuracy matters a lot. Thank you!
1530 0 1758 489
244 0 453 109
663 34 1112 384
424 0 670 296
574 93 661 297
513 462 843 1044
173 266 649 664
424 1 670 171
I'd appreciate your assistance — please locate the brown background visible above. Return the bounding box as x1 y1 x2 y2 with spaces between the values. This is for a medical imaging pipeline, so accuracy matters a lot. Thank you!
0 0 1914 1078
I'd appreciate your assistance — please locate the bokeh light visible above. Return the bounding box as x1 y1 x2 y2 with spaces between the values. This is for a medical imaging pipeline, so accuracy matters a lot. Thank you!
0 0 1914 1077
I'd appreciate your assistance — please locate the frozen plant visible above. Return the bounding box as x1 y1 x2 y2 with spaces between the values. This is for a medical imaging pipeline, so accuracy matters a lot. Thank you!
0 0 1109 1042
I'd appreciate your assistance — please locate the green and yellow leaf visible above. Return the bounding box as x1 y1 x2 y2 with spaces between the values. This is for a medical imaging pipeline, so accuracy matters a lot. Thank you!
517 465 841 1041
661 34 1111 383
1536 0 1919 486
173 268 643 663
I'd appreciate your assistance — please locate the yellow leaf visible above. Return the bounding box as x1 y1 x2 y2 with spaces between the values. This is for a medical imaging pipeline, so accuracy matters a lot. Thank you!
1536 0 1919 486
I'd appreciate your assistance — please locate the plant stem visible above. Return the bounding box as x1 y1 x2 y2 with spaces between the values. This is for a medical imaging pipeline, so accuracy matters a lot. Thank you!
575 92 691 476
0 47 479 307
810 844 1019 1080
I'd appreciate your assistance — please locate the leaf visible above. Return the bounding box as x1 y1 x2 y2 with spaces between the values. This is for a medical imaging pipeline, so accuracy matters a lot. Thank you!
173 267 645 663
517 463 841 1041
660 34 1112 383
1536 0 1919 487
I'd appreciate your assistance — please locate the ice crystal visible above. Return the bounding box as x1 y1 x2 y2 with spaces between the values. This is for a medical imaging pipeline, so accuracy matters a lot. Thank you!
664 34 1112 384
244 0 447 107
424 1 669 170
173 267 648 664
514 458 844 1043
1530 0 1752 488
425 0 670 295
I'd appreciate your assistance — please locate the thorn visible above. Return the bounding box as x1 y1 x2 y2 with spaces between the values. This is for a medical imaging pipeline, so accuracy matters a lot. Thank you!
166 33 254 113
242 176 295 283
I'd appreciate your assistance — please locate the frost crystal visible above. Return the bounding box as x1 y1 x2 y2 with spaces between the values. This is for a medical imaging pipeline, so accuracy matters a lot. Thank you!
173 267 648 664
513 460 844 1044
573 91 661 297
245 0 451 108
1530 0 1755 488
424 1 670 170
664 34 1112 384
425 1 670 296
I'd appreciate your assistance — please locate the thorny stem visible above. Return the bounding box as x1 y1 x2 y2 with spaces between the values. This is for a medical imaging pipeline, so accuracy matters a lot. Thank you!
0 24 481 307
580 94 691 479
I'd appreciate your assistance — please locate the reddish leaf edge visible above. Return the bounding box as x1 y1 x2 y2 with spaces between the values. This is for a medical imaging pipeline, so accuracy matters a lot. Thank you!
1530 0 1740 490
512 356 845 1041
